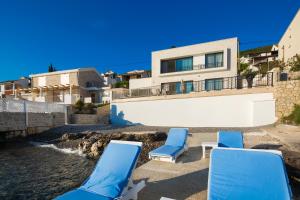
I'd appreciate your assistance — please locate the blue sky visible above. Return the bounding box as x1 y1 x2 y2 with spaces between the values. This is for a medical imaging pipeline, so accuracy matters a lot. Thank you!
0 0 299 81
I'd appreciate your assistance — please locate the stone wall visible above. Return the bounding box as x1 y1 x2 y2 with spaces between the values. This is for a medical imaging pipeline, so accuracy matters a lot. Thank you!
68 104 110 125
274 80 300 118
97 105 110 125
71 114 99 124
0 112 65 141
0 112 26 132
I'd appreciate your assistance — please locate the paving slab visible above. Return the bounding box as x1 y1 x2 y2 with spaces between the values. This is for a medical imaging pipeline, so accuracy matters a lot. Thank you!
264 124 300 152
133 133 214 200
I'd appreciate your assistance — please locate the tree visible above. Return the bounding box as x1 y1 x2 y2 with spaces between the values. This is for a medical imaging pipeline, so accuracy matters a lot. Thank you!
113 81 129 88
48 63 56 72
238 63 249 74
241 68 258 88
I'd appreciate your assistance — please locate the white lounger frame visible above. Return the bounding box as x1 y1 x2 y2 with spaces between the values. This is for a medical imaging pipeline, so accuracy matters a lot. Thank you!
148 129 190 163
149 144 188 163
207 147 283 200
110 140 146 200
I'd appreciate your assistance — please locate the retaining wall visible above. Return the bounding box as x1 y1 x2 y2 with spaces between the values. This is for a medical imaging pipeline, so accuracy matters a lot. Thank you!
71 114 99 124
111 92 276 127
274 80 300 118
0 112 65 141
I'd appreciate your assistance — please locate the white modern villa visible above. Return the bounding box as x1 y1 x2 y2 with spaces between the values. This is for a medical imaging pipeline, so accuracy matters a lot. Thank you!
130 37 238 94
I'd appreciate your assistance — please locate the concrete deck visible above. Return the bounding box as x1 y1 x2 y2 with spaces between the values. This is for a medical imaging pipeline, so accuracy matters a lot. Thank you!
263 124 300 152
133 133 215 200
133 129 288 200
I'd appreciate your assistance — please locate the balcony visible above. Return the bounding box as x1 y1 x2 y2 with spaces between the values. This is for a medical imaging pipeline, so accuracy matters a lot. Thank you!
160 62 224 76
113 72 274 100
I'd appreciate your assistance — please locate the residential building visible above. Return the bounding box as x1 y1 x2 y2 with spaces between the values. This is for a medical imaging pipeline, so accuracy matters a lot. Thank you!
129 37 238 94
28 68 104 104
101 70 120 87
278 8 300 63
100 87 128 104
120 70 151 82
0 77 31 99
240 45 279 66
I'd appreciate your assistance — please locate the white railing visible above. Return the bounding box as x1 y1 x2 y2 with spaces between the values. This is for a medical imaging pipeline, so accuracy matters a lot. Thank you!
0 98 66 113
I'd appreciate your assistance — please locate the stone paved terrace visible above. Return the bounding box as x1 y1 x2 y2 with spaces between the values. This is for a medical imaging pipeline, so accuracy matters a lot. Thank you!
132 128 299 200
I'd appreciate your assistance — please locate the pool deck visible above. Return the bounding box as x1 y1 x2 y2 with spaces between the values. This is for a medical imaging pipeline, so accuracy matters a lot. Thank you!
132 128 297 200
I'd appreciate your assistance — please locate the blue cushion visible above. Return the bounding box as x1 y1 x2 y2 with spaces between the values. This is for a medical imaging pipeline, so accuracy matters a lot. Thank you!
218 131 243 148
55 142 141 200
149 145 183 157
55 189 112 200
208 148 292 200
165 128 188 147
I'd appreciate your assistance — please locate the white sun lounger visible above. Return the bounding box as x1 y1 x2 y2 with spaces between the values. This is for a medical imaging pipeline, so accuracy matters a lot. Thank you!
149 128 189 163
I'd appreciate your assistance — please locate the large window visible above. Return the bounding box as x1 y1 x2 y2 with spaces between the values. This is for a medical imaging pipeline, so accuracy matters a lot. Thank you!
161 81 194 94
205 78 223 91
161 57 193 73
205 52 223 68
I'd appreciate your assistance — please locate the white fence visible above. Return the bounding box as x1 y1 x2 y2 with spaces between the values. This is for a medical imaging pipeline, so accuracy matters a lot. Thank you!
0 98 66 113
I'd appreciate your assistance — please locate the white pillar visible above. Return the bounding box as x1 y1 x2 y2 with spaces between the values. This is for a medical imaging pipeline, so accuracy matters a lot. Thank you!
13 83 15 96
69 85 72 104
64 105 68 125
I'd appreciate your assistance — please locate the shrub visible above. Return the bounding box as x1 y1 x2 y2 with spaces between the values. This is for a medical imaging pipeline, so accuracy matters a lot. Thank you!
289 55 300 72
283 104 300 125
97 103 110 108
113 81 129 88
74 100 96 114
83 103 96 114
74 100 84 112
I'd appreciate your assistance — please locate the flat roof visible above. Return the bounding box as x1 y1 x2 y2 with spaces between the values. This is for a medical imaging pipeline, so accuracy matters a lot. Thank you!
29 67 99 78
152 37 238 54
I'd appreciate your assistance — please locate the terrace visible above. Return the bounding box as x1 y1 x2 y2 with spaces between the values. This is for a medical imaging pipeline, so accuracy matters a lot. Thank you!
113 72 274 100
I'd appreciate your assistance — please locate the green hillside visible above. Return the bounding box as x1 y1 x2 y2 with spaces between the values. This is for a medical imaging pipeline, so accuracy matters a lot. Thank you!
240 45 273 57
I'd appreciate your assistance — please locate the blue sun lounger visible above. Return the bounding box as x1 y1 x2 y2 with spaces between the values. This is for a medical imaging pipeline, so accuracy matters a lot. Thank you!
55 140 145 200
149 128 189 163
202 130 244 158
217 130 244 148
208 148 292 200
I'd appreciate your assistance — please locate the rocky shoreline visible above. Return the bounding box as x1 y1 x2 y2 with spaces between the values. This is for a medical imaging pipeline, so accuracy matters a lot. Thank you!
40 131 167 166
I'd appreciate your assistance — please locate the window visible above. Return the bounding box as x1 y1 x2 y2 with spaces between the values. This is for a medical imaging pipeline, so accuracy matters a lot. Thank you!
205 78 223 91
205 52 223 68
162 81 194 94
161 57 193 73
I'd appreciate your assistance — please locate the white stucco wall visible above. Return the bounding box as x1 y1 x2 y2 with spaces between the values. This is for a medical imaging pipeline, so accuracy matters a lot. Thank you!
111 93 276 127
151 37 238 86
279 9 300 62
129 77 152 89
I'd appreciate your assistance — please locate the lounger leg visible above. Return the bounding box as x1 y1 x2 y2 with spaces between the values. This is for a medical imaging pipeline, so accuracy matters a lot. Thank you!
202 145 206 158
121 180 146 200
